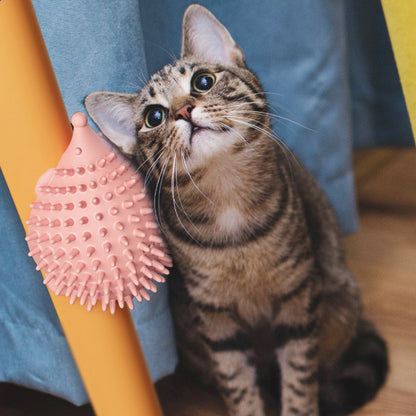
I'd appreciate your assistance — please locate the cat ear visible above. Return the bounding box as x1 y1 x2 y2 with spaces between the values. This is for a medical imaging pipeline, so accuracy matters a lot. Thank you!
85 92 137 156
181 4 245 67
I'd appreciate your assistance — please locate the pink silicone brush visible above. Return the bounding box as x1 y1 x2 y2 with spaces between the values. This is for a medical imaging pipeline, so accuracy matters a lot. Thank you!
26 112 171 314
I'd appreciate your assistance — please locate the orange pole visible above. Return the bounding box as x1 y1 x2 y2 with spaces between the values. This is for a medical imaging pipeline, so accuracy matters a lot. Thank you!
0 1 162 415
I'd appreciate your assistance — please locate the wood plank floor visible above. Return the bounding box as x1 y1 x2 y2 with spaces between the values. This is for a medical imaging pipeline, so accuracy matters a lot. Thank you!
1 148 415 415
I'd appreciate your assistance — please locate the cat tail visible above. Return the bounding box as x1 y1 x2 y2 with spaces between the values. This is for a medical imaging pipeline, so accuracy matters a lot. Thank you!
319 319 388 416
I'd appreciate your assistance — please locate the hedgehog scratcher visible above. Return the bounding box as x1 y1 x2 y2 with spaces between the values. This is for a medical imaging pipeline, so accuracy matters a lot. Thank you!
0 1 164 415
27 112 171 313
381 0 416 142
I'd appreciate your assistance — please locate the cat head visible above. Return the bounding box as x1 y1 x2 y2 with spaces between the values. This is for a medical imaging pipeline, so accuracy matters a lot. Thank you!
85 4 269 175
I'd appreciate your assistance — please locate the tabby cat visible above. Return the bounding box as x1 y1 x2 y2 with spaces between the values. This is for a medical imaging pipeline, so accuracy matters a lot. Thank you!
85 5 388 416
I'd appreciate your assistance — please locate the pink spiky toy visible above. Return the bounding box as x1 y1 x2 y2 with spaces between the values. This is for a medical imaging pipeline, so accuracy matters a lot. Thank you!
26 112 172 314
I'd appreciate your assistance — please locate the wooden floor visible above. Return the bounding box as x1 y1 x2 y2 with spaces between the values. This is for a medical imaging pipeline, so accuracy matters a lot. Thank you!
1 148 415 415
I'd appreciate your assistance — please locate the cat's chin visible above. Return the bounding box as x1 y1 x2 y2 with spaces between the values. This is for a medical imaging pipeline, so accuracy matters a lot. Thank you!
189 125 211 144
186 129 240 168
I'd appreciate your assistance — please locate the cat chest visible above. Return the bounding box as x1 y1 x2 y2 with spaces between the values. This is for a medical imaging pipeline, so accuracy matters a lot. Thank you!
181 246 283 302
176 236 314 316
216 206 246 234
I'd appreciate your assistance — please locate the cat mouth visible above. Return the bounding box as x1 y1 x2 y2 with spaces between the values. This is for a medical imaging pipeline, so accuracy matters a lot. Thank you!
189 123 208 142
187 120 225 147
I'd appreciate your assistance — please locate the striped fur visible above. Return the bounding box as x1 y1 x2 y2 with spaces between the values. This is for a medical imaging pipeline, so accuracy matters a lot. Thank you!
85 5 388 416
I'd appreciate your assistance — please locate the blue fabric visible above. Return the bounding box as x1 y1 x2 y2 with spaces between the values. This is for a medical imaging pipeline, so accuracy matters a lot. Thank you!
346 0 413 148
0 0 412 407
32 0 148 127
0 0 177 406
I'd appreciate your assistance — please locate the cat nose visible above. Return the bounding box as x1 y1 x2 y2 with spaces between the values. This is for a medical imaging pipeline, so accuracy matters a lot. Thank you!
175 104 193 121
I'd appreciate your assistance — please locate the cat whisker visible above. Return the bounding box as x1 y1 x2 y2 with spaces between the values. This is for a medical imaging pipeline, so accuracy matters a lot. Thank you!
180 149 215 205
144 151 166 186
229 91 267 103
233 90 301 117
224 115 274 139
220 90 313 132
174 154 204 233
139 145 170 186
143 39 178 64
224 115 300 176
172 153 192 218
219 91 284 110
230 109 315 132
153 156 170 236
222 99 313 132
170 152 202 246
136 146 163 174
218 90 284 104
123 69 149 91
221 100 266 111
218 121 253 150
221 114 296 178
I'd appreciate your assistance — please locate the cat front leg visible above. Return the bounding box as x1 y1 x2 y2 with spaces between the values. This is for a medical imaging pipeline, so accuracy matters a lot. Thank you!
275 332 319 416
210 348 265 416
197 307 266 416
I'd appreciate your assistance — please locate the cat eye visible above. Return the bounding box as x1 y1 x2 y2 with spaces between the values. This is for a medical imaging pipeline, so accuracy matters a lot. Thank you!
144 106 167 128
192 72 216 93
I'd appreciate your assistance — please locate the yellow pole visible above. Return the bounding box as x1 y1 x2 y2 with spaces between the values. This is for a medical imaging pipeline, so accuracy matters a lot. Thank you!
0 1 163 415
381 0 416 142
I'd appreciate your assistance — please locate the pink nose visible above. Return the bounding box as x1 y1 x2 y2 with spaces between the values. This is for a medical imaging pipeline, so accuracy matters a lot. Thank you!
175 104 193 121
